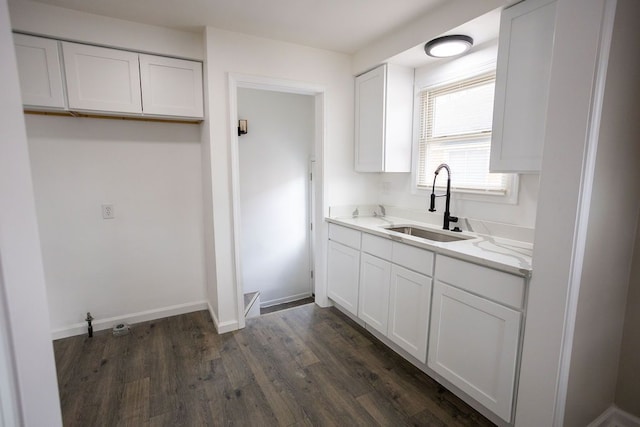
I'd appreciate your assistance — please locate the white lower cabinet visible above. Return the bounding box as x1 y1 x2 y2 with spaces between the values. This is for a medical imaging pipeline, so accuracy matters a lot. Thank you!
326 223 527 423
428 280 521 422
327 240 360 316
388 264 432 363
358 253 391 335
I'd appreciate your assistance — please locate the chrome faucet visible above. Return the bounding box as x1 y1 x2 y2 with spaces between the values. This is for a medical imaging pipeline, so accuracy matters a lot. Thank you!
428 163 460 231
373 204 386 217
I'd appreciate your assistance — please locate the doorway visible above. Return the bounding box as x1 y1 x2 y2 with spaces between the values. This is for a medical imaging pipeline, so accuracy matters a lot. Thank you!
237 88 315 315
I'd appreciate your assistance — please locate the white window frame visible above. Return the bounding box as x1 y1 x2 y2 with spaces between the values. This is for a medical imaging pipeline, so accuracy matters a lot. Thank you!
411 65 519 205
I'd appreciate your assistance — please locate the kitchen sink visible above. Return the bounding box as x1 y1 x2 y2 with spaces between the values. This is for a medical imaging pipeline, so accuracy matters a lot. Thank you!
384 225 474 243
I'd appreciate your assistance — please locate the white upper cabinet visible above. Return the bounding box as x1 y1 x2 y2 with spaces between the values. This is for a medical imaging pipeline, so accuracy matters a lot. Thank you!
355 63 413 172
139 54 203 118
62 42 142 114
490 0 557 173
13 34 66 110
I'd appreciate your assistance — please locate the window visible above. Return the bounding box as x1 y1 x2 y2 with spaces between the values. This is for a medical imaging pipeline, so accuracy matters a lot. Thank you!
416 72 509 194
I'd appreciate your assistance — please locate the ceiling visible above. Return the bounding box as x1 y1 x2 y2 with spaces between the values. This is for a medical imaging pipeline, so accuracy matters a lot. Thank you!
389 8 501 68
25 0 451 54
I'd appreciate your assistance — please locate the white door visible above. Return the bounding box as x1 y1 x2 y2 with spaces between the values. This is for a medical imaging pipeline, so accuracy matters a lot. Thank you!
354 64 385 172
13 34 66 109
62 42 142 114
428 280 521 422
358 253 391 334
139 54 203 118
238 88 314 307
388 264 432 362
327 240 360 316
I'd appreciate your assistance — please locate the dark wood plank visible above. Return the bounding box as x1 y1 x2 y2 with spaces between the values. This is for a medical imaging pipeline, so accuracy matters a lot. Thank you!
53 305 496 426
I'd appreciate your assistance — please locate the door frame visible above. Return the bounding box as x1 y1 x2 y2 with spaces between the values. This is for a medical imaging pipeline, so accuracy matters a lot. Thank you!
228 73 326 329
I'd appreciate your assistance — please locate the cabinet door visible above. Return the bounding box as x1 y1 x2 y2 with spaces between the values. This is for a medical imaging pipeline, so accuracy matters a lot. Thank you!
358 253 391 335
354 65 385 172
62 42 142 114
490 0 557 172
139 54 203 118
14 34 65 109
388 264 432 362
428 281 521 422
327 240 360 316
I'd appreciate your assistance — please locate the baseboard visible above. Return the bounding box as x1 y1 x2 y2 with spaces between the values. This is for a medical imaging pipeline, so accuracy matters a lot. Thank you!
589 406 640 427
51 301 209 340
260 292 312 308
208 302 239 334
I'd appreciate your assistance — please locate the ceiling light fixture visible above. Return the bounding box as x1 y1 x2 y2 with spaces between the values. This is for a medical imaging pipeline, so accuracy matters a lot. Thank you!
424 35 474 58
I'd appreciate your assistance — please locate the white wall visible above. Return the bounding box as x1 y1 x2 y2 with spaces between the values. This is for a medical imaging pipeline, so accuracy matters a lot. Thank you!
26 116 207 337
380 43 539 229
7 1 208 338
616 215 640 417
564 0 640 424
0 0 62 423
8 0 203 60
515 0 618 425
202 27 379 330
238 88 314 306
352 0 512 74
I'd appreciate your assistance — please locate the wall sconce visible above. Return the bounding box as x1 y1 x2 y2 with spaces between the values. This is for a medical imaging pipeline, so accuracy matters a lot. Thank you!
238 119 248 136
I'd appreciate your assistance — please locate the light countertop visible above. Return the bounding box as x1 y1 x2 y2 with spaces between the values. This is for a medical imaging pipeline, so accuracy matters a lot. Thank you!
326 216 533 278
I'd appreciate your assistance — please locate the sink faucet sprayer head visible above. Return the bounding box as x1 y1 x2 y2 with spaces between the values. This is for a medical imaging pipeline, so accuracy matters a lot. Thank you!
428 163 458 231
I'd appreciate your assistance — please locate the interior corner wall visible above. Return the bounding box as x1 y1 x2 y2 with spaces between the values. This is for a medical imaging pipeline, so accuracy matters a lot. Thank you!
562 1 640 424
515 0 611 425
8 2 208 336
26 115 207 335
379 42 540 228
351 0 510 74
0 0 62 422
8 0 203 60
616 215 640 417
610 0 640 419
202 27 379 328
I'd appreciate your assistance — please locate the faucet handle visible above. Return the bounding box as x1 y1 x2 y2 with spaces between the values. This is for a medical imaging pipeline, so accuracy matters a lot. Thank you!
449 216 459 223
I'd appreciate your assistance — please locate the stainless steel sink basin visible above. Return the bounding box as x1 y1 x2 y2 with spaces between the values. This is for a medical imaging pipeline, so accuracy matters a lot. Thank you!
385 226 473 243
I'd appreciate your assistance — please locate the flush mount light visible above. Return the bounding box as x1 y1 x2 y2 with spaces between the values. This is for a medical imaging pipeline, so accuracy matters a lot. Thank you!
424 35 474 58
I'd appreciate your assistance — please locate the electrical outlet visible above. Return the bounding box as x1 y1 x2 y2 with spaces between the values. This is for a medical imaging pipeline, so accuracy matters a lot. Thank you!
102 204 114 219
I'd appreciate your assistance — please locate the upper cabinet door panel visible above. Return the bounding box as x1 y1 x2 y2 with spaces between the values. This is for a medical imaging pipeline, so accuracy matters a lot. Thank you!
62 42 142 114
490 0 557 172
355 65 386 172
139 54 203 118
14 34 66 109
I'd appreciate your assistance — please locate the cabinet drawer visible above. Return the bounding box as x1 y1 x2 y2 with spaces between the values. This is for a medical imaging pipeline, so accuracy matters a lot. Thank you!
362 233 392 259
436 255 525 309
328 223 361 249
392 242 434 276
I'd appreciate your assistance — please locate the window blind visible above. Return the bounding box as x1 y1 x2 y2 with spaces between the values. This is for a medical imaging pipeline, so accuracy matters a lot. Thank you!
417 72 508 194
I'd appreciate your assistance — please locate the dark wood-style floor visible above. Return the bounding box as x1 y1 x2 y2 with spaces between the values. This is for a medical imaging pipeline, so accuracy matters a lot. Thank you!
53 304 495 426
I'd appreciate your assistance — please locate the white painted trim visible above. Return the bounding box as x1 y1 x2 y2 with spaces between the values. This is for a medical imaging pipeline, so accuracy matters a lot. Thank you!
553 1 617 425
0 270 21 427
588 406 640 427
51 301 209 340
260 292 313 308
227 72 327 331
209 300 240 334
